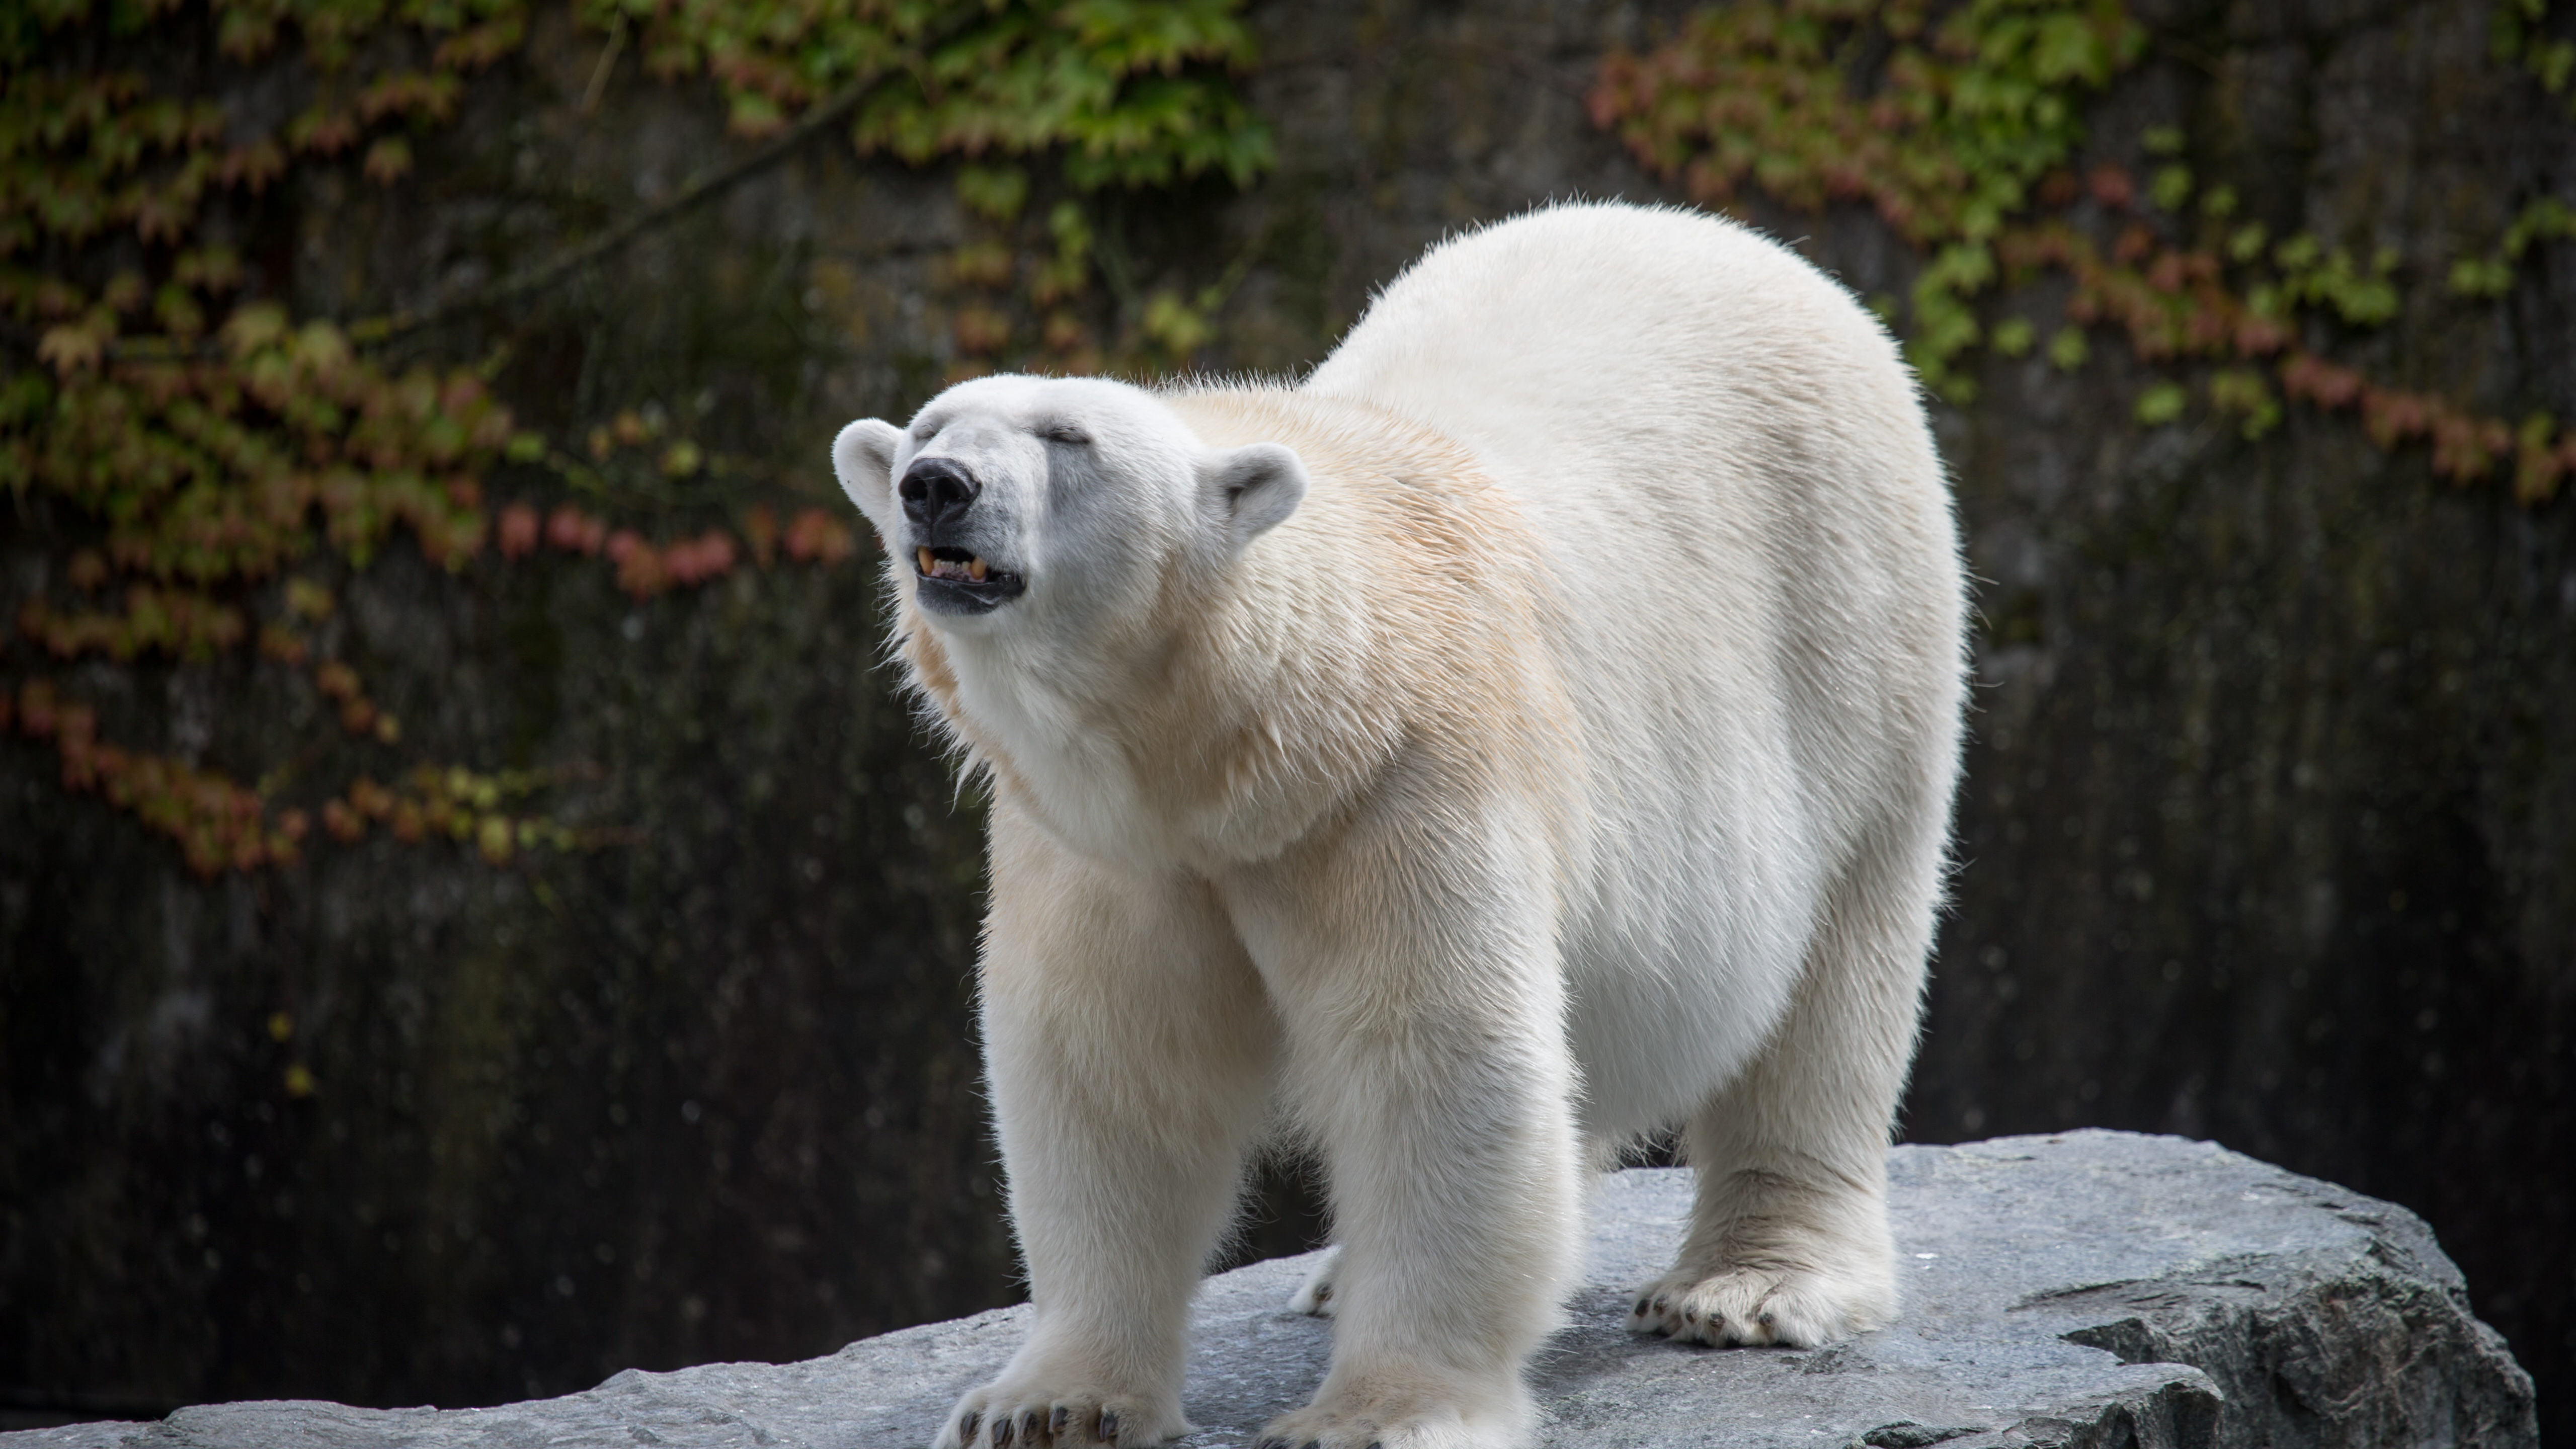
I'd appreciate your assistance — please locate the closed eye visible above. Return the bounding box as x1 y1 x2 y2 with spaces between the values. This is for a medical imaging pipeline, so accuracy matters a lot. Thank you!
1039 423 1091 445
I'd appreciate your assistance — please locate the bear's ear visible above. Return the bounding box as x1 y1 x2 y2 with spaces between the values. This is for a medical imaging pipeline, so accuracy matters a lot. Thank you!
1204 443 1309 554
832 419 906 542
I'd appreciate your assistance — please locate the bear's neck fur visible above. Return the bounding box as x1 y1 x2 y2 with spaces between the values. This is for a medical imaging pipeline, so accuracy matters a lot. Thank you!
895 387 1581 875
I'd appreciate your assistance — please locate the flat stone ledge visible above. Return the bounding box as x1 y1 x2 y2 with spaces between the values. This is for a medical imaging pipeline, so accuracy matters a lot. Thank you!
10 1131 2536 1449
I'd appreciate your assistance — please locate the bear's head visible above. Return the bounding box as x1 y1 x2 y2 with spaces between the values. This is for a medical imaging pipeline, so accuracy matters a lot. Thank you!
832 376 1308 641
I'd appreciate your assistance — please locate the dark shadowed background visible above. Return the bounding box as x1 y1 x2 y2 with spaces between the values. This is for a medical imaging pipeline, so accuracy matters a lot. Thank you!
3 0 2568 1440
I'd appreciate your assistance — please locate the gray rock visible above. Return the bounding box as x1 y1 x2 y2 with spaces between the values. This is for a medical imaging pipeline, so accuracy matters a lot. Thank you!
13 1132 2533 1449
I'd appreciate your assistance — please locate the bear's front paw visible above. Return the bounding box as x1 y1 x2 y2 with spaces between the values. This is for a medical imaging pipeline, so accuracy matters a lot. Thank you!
934 1380 1188 1449
1627 1263 1891 1348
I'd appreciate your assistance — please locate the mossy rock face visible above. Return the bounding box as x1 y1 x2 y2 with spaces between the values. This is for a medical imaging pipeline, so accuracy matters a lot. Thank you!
3 0 2573 1438
0 14 1015 1410
0 537 1006 1406
1882 13 2576 1434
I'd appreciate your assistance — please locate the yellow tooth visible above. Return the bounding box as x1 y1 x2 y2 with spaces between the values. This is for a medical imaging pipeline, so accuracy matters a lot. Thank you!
917 547 935 575
969 557 989 582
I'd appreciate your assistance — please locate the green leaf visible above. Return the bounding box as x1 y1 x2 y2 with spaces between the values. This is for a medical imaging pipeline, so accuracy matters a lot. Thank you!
2149 163 2190 212
956 163 1030 222
2134 380 2187 425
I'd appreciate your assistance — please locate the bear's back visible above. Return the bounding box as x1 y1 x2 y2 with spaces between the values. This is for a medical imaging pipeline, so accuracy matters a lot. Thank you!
1306 201 1956 801
1303 203 1926 521
1306 202 1957 798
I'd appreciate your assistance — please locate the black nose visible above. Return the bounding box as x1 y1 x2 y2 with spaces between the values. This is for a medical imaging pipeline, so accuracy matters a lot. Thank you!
899 457 980 531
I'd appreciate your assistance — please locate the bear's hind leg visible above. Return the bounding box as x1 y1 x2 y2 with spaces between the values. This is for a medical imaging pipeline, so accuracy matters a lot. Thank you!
1629 828 1936 1349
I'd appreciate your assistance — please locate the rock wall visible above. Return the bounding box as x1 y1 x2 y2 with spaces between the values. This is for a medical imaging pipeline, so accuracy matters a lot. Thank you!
4 0 2570 1438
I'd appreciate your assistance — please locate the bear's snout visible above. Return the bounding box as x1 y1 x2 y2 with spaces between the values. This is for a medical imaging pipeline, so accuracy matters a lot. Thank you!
900 457 982 535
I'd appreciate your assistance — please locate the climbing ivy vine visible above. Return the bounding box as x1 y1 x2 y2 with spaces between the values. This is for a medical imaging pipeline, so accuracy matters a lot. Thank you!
1 0 1269 877
1591 0 2576 502
22 0 2563 880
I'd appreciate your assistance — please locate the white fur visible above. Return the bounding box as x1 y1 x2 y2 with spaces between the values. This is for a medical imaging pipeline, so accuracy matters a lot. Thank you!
832 202 1966 1449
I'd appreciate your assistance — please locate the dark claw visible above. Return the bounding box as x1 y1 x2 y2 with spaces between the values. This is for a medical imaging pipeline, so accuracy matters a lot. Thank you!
1020 1410 1044 1443
1633 1296 1651 1316
1313 1283 1330 1302
1052 1407 1071 1435
994 1415 1014 1447
1683 1308 1700 1324
1758 1310 1777 1328
1254 1437 1290 1449
1098 1411 1120 1444
1302 1441 1321 1449
960 1411 981 1442
1652 1295 1670 1314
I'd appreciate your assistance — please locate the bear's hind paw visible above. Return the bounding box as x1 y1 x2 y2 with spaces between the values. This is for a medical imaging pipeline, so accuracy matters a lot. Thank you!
1286 1248 1339 1318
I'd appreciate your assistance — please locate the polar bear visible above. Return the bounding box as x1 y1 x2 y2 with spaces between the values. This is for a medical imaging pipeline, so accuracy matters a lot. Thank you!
831 202 1965 1449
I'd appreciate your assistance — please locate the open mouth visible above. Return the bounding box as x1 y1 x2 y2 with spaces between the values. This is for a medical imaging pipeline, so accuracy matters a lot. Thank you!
912 545 1026 612
917 546 992 583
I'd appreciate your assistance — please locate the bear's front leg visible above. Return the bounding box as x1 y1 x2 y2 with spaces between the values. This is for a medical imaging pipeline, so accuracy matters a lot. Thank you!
1223 815 1581 1449
938 810 1279 1449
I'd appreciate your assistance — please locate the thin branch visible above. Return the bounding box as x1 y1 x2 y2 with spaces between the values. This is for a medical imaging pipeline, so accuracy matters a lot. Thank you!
337 8 986 352
63 50 944 367
349 56 934 348
579 15 627 115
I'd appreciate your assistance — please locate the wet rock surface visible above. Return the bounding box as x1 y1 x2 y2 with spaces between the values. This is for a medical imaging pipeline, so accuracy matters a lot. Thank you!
11 1132 2534 1449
